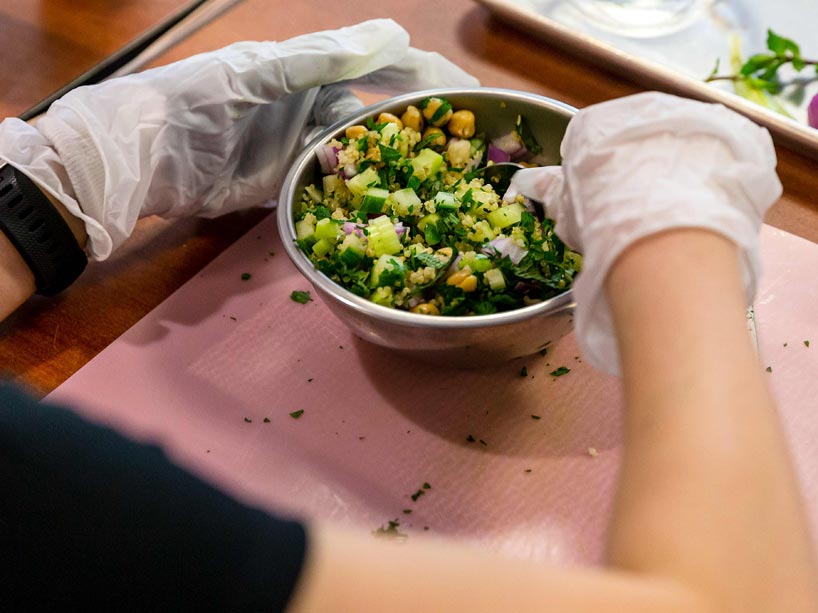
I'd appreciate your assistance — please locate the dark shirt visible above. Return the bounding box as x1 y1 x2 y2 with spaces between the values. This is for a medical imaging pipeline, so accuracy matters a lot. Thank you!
0 384 306 611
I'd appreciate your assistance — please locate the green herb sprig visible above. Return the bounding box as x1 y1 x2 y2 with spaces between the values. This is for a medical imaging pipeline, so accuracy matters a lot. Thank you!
706 30 816 117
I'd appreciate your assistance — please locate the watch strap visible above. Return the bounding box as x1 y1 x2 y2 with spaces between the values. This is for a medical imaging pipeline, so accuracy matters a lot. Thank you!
0 163 87 296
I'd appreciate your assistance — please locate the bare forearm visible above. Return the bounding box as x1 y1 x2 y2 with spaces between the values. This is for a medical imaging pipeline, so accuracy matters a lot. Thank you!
605 229 818 612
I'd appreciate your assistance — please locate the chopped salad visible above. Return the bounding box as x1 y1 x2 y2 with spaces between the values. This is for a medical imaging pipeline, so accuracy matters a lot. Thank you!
294 97 581 316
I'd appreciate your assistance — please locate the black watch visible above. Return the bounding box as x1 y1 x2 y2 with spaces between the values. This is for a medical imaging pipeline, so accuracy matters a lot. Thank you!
0 162 87 296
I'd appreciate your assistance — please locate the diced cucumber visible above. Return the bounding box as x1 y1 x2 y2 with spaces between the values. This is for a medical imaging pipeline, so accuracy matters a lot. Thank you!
487 202 525 229
338 233 366 266
417 213 440 232
295 218 315 240
379 122 400 146
410 148 444 181
370 254 405 288
470 138 485 156
370 286 394 307
468 220 496 243
484 268 506 291
388 188 422 216
346 167 380 207
468 189 500 214
314 217 342 241
361 187 389 214
461 253 492 272
433 191 458 211
367 215 402 256
312 237 334 257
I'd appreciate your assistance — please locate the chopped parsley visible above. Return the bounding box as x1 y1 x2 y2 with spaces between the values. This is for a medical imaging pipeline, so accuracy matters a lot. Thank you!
403 509 412 514
423 482 431 489
410 489 426 502
805 340 811 348
466 434 476 443
289 409 305 419
290 290 312 304
520 366 528 377
241 272 252 281
243 417 252 423
531 415 541 420
550 366 571 377
263 417 271 423
766 366 773 372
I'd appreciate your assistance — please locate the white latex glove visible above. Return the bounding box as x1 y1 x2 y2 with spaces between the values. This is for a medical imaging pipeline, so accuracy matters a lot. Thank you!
0 19 478 260
506 92 782 375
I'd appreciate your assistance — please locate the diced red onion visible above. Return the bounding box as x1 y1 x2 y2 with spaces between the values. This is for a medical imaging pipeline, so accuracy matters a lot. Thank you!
809 93 818 129
482 236 528 265
490 132 523 156
343 222 364 237
408 296 423 308
316 144 338 175
486 143 511 164
448 254 462 272
395 223 407 235
512 281 535 293
510 144 530 162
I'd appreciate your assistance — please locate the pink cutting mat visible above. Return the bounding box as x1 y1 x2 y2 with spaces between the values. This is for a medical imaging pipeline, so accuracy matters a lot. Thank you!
48 215 818 564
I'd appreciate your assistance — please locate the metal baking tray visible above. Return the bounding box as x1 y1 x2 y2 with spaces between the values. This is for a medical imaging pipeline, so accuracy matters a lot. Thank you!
475 0 818 160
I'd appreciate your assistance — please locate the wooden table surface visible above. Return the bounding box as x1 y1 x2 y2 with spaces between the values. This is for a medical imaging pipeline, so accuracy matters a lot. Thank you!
1 0 816 397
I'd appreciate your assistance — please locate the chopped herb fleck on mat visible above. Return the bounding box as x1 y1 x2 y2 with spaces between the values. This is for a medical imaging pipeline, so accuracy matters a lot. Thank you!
289 409 305 419
290 290 312 304
550 366 571 377
373 519 406 538
241 272 252 281
520 366 528 377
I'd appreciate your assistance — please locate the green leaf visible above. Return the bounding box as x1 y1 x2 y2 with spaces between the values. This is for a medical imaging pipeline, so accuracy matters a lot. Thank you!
740 53 776 76
766 29 800 59
549 366 571 377
378 144 402 163
289 409 305 419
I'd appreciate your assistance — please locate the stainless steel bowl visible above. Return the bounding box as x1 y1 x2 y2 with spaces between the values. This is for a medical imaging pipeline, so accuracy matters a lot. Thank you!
277 87 577 366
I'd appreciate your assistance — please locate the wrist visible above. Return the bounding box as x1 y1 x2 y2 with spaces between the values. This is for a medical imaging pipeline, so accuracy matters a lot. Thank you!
0 163 88 298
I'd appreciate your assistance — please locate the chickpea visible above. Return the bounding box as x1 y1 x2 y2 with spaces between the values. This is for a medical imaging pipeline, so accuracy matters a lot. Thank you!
435 247 454 260
345 125 368 139
400 105 424 132
377 112 403 129
446 267 473 286
447 110 476 139
421 97 453 127
411 302 441 315
422 127 446 149
458 275 478 293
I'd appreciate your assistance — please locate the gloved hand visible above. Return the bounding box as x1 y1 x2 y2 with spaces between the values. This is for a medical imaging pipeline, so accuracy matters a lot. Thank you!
506 92 782 375
0 19 478 260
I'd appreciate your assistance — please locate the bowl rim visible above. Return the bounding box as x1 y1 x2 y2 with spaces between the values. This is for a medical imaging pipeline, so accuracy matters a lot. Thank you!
277 87 577 330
